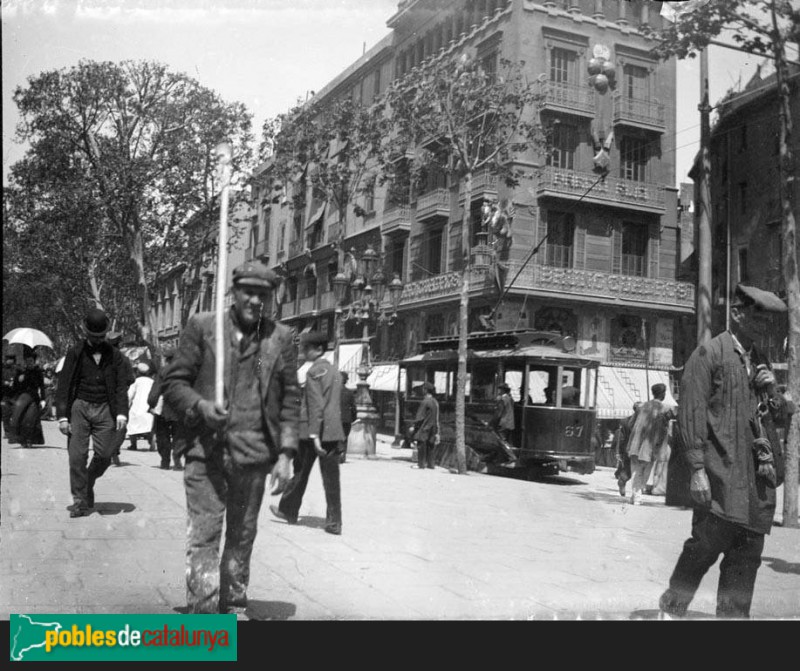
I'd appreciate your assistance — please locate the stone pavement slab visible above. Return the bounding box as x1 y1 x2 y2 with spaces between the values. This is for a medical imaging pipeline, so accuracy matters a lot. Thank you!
2 420 799 620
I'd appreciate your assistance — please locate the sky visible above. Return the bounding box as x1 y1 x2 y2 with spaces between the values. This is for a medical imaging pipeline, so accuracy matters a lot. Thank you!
0 0 780 189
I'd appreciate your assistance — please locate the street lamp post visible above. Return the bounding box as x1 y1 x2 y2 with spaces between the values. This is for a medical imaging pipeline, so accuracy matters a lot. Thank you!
332 244 404 458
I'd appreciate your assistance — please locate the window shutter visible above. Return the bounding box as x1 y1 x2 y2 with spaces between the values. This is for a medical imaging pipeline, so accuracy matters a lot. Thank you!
410 234 423 281
574 223 586 270
450 221 464 271
612 224 622 275
537 209 548 264
648 221 660 279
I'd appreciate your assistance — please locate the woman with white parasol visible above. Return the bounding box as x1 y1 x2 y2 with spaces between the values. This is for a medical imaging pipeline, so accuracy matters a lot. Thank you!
3 328 54 447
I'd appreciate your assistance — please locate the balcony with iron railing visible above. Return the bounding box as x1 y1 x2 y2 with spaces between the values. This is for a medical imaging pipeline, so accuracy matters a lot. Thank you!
415 188 451 221
613 93 666 133
539 81 595 118
459 168 499 204
382 205 413 236
537 166 666 214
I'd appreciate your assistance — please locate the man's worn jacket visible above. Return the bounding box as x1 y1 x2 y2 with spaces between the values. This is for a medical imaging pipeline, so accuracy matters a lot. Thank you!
672 331 787 535
55 340 131 421
162 310 300 466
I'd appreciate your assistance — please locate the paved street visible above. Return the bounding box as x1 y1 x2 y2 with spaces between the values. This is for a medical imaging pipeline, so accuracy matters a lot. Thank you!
2 419 799 620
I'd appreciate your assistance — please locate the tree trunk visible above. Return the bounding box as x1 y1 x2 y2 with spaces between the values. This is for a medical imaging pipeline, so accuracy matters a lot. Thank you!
130 227 159 358
454 170 473 474
772 27 799 528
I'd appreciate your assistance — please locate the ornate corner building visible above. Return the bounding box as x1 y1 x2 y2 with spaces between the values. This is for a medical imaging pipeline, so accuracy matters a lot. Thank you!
247 0 696 418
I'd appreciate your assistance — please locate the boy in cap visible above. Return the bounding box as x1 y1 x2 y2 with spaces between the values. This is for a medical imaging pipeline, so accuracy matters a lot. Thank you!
162 260 300 615
270 331 346 534
55 309 130 517
659 283 791 619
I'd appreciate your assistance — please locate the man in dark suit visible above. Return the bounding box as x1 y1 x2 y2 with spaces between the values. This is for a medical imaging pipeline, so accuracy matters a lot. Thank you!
409 381 440 469
338 371 356 464
162 261 300 615
270 331 346 535
55 309 130 518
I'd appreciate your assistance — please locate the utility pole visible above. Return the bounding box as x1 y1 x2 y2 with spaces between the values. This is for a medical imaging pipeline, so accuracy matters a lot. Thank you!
696 48 713 346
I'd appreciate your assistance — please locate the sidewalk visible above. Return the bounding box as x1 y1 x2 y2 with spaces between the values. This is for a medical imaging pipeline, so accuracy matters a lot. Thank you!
2 420 799 620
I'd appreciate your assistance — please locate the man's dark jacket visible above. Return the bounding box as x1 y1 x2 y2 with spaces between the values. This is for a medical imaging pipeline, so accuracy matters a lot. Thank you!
55 341 130 420
161 310 300 465
302 357 345 443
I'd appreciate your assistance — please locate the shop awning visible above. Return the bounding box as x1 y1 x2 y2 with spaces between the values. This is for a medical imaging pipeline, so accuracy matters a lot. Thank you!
297 342 363 385
596 366 677 419
366 364 404 392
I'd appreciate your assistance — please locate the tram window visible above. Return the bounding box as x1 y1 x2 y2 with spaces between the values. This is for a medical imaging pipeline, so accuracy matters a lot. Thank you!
407 366 426 397
469 365 495 401
527 368 554 404
503 370 523 403
434 370 452 398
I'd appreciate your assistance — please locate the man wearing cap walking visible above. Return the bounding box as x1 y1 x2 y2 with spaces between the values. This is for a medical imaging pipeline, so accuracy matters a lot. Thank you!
55 309 130 517
659 284 791 619
162 261 299 615
626 383 676 505
409 381 440 469
270 332 345 534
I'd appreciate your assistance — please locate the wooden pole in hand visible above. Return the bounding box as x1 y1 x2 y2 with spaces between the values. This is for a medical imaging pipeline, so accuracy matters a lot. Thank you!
214 142 233 407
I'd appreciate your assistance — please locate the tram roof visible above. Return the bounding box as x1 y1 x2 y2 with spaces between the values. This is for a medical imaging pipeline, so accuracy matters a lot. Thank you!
402 329 598 367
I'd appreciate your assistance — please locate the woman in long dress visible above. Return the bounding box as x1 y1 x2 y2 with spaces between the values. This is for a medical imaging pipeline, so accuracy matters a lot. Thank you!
125 362 155 451
10 347 46 448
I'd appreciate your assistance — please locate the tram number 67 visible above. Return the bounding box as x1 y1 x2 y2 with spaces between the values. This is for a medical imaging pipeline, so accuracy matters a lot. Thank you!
564 425 583 438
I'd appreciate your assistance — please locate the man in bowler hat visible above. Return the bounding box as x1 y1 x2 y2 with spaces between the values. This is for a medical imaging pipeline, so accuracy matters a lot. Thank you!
270 331 345 534
162 261 299 615
56 309 130 517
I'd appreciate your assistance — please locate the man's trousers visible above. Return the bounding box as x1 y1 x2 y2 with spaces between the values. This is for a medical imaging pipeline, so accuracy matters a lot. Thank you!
68 399 116 509
278 439 342 531
183 449 269 614
659 508 765 618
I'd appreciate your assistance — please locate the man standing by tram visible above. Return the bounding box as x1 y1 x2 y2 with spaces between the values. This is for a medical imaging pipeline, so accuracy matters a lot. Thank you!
491 382 515 444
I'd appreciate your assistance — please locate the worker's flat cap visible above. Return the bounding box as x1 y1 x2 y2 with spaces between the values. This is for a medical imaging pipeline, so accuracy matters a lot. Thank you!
232 261 277 289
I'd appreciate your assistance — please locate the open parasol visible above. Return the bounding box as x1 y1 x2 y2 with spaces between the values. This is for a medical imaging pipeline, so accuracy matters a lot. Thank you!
3 327 54 350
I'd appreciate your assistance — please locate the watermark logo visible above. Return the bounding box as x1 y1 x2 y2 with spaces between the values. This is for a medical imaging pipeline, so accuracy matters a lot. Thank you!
9 614 237 662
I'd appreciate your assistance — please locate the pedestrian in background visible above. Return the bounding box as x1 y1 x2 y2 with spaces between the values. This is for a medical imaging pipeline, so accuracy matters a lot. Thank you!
271 331 345 535
409 381 439 470
626 383 676 505
126 362 155 452
614 402 642 497
148 347 184 470
2 353 19 439
338 371 356 464
659 284 790 619
107 331 135 466
56 309 129 518
10 346 47 448
491 382 515 444
162 261 299 615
